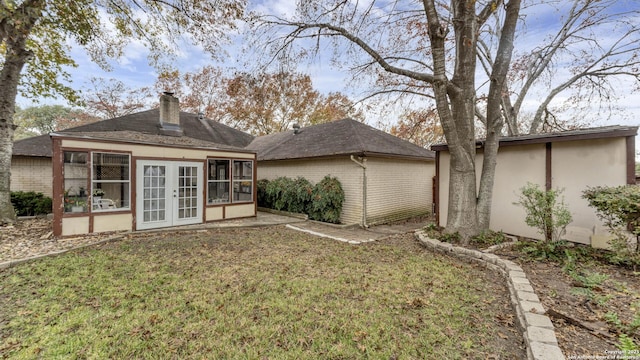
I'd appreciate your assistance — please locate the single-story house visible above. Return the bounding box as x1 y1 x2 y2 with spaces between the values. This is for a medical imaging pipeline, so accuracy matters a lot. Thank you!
432 125 638 248
11 96 254 197
247 119 436 226
49 93 257 236
11 135 53 197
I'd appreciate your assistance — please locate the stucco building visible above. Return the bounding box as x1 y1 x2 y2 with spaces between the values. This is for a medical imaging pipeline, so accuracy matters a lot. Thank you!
432 126 638 247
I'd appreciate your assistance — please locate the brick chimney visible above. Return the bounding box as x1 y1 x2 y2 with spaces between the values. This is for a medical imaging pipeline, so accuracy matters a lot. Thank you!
159 91 183 136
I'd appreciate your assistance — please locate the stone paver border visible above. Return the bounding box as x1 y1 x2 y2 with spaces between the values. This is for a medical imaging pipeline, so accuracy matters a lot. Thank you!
415 231 565 360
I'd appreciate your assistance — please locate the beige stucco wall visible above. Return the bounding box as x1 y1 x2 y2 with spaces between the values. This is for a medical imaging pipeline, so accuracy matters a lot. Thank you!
206 206 224 221
488 144 546 240
11 156 53 197
62 216 90 236
437 137 629 245
257 156 434 225
93 213 133 233
224 203 256 219
552 138 627 245
60 139 254 160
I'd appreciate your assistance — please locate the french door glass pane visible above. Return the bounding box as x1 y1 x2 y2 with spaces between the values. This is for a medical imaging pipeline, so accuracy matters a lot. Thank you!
177 166 198 220
143 165 166 222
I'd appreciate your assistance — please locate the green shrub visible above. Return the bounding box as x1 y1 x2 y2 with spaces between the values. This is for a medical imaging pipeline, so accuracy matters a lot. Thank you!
583 185 640 266
260 175 344 223
307 176 344 224
10 191 53 216
438 231 461 244
515 183 572 243
471 230 508 247
514 239 571 261
257 179 270 207
265 177 293 210
289 177 313 214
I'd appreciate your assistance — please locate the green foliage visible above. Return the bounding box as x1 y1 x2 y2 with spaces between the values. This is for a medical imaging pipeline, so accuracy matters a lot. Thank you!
569 270 609 301
515 240 571 262
10 191 52 216
3 0 245 103
13 105 74 138
422 223 442 239
570 271 609 290
290 177 314 214
606 306 640 341
618 334 639 352
438 232 461 244
263 177 314 213
583 186 640 266
471 230 508 247
515 183 572 243
261 176 344 224
0 228 522 359
307 176 345 224
266 177 296 210
256 179 270 207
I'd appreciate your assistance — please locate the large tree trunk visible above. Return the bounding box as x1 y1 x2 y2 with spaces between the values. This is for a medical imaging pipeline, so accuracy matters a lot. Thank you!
0 0 45 224
477 0 521 230
440 0 481 241
0 52 27 224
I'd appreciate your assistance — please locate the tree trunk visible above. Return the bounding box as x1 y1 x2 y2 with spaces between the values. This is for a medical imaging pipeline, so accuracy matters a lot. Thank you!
0 0 45 224
446 143 480 239
477 0 521 230
0 53 26 224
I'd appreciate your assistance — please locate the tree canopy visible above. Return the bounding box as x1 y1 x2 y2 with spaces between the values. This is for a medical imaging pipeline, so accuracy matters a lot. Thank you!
13 105 99 139
250 0 639 239
154 68 364 135
0 0 246 223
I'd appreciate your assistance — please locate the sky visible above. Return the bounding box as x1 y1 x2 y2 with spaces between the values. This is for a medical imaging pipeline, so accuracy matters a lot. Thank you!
16 0 640 154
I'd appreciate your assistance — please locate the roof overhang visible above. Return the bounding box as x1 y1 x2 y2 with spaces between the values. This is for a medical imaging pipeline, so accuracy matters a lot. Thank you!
51 132 256 154
430 126 638 152
258 151 435 162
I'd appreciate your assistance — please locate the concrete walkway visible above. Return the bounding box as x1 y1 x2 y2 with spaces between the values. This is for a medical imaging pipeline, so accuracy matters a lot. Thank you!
156 212 430 244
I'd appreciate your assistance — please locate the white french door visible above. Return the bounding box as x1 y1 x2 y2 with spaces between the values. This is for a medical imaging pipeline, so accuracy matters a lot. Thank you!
136 160 203 230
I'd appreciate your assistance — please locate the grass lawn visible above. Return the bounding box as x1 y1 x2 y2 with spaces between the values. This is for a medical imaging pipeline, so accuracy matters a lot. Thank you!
0 226 522 359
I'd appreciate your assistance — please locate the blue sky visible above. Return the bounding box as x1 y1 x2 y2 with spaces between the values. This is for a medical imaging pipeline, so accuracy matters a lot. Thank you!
18 0 640 153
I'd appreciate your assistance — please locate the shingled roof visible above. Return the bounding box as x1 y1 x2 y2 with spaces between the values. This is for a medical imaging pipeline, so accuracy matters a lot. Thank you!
247 118 435 161
12 109 255 157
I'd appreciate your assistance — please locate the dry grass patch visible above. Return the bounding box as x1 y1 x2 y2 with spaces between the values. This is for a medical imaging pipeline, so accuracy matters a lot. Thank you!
0 226 523 359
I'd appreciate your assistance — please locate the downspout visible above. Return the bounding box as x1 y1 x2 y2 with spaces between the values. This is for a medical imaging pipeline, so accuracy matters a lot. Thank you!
350 155 368 228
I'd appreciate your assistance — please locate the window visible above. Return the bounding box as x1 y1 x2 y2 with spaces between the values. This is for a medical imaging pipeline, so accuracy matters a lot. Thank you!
92 153 130 211
63 151 88 213
207 159 230 204
207 159 254 205
233 160 253 202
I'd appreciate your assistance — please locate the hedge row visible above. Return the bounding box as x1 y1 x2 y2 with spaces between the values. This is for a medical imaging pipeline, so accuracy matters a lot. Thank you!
10 191 52 216
257 176 344 224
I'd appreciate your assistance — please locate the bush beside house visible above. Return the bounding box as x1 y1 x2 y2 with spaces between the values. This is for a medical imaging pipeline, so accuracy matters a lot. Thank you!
258 176 344 224
10 191 52 216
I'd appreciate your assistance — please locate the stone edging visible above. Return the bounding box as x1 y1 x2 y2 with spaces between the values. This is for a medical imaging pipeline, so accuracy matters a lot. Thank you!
0 235 125 270
415 231 565 360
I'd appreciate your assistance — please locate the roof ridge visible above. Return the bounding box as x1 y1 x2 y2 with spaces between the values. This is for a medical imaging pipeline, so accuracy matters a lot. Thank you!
255 130 296 159
347 118 368 152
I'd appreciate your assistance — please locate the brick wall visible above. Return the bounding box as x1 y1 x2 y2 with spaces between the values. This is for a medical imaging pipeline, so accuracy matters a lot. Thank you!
366 158 434 225
10 156 53 197
257 156 435 226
